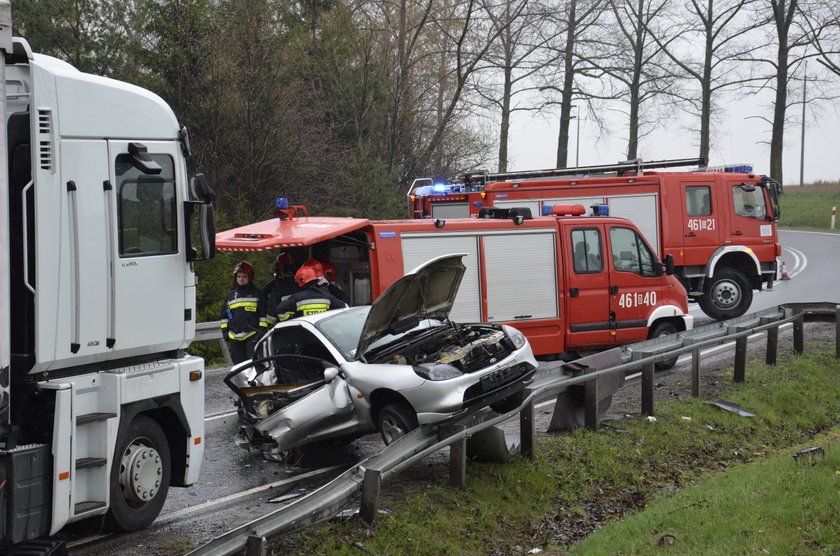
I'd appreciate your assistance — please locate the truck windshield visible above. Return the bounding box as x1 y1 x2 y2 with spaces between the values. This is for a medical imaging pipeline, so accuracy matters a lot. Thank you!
732 184 767 220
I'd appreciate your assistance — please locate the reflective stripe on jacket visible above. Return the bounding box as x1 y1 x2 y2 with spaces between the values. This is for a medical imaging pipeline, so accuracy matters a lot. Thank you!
221 283 266 341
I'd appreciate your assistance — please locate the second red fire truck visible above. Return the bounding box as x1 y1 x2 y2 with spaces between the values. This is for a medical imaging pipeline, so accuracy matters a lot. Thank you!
216 202 693 365
407 158 783 320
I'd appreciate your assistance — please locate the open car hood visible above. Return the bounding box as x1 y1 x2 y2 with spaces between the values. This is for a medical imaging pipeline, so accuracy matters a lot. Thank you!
356 254 466 359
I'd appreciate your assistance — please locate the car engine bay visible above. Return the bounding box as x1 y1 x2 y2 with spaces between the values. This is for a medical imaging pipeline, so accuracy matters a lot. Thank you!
374 325 512 372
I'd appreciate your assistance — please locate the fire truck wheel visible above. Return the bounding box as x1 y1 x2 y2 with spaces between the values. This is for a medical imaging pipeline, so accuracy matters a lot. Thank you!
105 415 171 532
698 269 753 320
378 402 419 445
649 322 679 370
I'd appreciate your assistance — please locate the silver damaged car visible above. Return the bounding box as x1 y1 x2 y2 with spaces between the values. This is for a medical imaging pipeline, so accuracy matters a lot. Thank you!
225 254 538 461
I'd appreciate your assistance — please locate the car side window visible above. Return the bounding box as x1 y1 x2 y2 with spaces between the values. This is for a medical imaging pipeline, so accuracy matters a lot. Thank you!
571 228 603 274
116 153 177 257
686 186 711 216
609 226 657 277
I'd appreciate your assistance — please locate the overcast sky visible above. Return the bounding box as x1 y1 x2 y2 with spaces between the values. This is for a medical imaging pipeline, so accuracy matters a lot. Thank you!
508 91 840 186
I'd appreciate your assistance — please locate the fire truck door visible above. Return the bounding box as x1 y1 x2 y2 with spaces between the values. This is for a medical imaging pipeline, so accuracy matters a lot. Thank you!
606 225 665 344
680 182 721 267
565 226 612 347
727 180 776 259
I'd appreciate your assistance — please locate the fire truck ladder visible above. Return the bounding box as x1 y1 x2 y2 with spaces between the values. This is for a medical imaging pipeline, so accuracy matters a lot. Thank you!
462 157 707 186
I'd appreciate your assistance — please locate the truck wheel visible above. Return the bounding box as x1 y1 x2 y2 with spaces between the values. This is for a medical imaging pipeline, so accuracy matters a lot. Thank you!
649 322 678 370
378 402 418 445
698 269 753 320
490 390 525 414
105 416 171 532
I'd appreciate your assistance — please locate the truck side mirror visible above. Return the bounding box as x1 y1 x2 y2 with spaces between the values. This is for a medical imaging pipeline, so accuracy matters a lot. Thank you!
185 174 216 262
663 254 675 276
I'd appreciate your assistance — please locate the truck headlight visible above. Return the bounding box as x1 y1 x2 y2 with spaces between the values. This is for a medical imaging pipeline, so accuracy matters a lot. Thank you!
413 363 463 380
503 325 527 349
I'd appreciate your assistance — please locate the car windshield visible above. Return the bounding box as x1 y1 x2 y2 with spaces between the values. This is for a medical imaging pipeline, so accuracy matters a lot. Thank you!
315 306 444 360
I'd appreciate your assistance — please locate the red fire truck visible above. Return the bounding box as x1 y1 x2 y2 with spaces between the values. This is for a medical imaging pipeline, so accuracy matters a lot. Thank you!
406 158 783 320
216 202 693 365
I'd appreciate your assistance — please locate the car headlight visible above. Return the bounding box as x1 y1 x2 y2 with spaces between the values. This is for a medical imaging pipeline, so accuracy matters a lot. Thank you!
503 325 527 349
413 363 464 381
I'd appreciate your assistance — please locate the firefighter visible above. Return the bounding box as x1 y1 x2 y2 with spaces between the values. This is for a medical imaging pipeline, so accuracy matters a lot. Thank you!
322 261 350 304
221 261 267 365
263 252 299 327
275 259 347 322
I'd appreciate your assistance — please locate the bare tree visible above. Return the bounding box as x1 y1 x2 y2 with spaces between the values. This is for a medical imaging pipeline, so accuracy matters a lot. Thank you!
650 0 760 162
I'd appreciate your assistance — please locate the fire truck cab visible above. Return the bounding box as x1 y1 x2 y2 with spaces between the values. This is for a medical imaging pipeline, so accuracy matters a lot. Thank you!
216 203 693 361
407 159 782 320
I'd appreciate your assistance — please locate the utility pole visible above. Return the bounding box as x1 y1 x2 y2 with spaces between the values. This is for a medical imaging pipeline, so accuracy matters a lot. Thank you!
575 106 580 167
800 62 807 187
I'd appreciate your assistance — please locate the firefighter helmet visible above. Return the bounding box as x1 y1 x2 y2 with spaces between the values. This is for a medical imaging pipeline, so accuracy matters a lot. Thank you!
233 261 254 281
322 261 338 283
295 259 324 288
275 252 295 274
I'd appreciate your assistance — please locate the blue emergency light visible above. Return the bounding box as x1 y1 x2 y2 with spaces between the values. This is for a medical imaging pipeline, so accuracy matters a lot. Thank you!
432 183 448 193
591 203 609 216
275 197 289 210
541 205 554 216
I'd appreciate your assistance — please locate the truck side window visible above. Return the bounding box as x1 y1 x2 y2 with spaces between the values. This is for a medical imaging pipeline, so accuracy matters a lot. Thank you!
116 154 177 257
571 228 602 273
609 227 656 277
732 185 767 219
686 186 711 216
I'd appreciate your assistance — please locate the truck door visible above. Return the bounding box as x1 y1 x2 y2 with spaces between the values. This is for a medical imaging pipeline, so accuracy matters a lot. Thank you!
680 182 721 267
565 225 613 347
727 178 776 260
607 225 666 344
109 140 190 354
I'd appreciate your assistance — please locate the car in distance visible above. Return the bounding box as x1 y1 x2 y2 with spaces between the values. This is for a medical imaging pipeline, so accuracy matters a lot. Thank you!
225 254 538 461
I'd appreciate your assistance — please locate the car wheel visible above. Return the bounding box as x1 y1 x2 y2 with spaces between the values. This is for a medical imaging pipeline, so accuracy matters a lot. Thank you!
649 321 678 370
378 402 418 445
698 269 753 320
490 390 525 414
105 416 171 532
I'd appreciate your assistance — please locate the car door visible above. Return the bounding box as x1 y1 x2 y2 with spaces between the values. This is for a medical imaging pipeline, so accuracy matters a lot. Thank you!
607 225 666 344
565 224 613 348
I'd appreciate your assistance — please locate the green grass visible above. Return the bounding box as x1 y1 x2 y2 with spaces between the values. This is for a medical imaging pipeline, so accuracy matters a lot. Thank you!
778 182 840 231
274 343 840 555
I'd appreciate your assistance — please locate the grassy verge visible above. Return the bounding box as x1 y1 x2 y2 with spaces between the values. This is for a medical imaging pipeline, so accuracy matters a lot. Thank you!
778 182 840 231
274 342 840 555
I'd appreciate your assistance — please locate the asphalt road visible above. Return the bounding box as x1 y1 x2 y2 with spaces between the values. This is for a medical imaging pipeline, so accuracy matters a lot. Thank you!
63 229 840 555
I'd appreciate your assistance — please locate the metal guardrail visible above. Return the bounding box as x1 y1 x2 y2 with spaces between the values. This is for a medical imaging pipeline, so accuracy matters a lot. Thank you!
187 302 840 556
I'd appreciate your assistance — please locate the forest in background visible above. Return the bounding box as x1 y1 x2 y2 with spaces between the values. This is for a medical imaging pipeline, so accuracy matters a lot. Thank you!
11 0 840 351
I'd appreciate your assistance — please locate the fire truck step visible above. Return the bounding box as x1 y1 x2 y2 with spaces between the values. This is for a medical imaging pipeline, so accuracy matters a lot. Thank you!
75 457 107 469
74 501 106 514
76 412 117 425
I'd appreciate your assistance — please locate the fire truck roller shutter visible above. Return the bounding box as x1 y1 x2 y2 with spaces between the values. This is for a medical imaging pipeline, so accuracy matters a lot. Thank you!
431 203 470 219
483 231 558 321
401 234 481 322
604 194 660 257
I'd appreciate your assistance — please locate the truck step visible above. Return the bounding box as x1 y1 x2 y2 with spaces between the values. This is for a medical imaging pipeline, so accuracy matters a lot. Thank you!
76 412 117 425
74 501 106 514
75 457 107 469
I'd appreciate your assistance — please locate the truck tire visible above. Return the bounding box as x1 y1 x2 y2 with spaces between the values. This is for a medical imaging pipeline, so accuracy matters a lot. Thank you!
105 416 171 532
378 402 418 445
698 269 753 320
649 322 678 370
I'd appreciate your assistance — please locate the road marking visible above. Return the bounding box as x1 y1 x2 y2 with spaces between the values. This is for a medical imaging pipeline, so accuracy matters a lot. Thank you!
206 410 237 422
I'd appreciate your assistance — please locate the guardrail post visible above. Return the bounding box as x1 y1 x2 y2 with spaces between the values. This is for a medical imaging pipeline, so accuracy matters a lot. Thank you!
835 305 840 359
765 324 778 365
219 339 233 367
360 467 381 523
793 309 804 355
734 336 747 382
246 535 267 556
641 361 654 416
691 349 700 397
449 424 467 489
520 401 535 459
584 377 599 431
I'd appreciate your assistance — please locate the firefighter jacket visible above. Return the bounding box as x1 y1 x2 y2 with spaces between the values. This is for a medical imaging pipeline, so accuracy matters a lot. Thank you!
275 282 348 322
220 282 267 341
262 277 299 326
